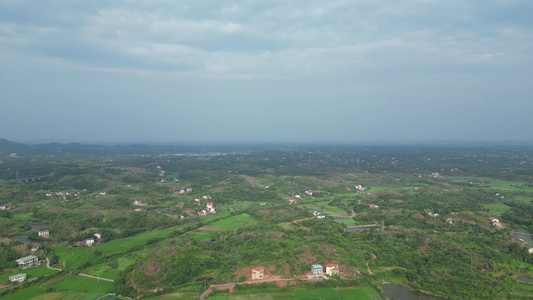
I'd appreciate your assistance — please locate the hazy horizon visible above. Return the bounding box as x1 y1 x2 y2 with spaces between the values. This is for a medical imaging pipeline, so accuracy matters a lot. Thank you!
1 1 532 143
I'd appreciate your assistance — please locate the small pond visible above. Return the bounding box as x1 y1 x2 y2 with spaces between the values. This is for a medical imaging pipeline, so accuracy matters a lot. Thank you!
517 276 533 284
30 223 49 232
382 284 443 300
512 232 533 244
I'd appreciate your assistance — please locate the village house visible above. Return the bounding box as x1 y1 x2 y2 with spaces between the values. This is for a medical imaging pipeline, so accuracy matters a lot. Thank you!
94 232 102 239
133 200 144 206
0 203 12 210
252 267 265 279
206 203 216 214
197 210 207 216
38 230 49 237
202 195 212 200
305 190 315 196
31 246 40 252
186 187 193 193
311 264 323 276
316 214 326 219
325 264 339 276
85 238 95 246
369 204 379 209
16 255 39 267
526 246 533 254
134 208 143 212
9 273 26 283
489 217 499 223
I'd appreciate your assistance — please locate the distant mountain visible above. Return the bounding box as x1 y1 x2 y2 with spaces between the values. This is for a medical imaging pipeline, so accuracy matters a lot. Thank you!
0 138 30 155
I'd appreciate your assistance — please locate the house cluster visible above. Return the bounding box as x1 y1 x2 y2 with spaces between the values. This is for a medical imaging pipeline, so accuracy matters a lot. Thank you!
489 217 506 229
368 204 379 209
16 255 39 267
198 202 216 216
178 187 193 194
311 263 339 277
355 185 366 191
46 191 82 199
38 230 50 238
310 210 326 219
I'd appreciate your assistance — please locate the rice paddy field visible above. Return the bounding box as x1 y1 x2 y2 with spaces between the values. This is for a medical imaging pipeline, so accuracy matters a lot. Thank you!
200 213 253 230
210 287 382 300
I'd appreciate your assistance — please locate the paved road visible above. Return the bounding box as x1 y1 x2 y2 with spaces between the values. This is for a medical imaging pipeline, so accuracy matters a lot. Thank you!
78 273 115 283
45 256 62 271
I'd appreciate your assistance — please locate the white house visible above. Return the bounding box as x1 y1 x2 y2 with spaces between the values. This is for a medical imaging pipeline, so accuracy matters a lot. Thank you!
325 264 339 276
311 264 323 276
9 273 26 283
38 230 50 237
133 200 144 206
85 238 95 246
94 232 102 239
526 246 533 254
16 255 39 267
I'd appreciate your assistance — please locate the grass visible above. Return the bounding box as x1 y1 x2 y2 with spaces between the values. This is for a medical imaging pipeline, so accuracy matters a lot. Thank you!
0 266 59 284
53 275 116 293
482 203 512 215
515 197 533 204
335 219 357 226
190 232 211 241
11 213 34 221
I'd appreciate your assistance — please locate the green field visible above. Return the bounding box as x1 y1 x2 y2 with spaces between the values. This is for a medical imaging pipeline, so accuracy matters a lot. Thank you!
53 276 116 293
483 203 512 215
0 286 43 300
201 214 252 230
304 203 348 217
483 179 533 192
0 266 59 284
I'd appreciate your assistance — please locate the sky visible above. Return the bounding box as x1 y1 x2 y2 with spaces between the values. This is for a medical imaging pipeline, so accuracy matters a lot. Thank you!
1 0 532 144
